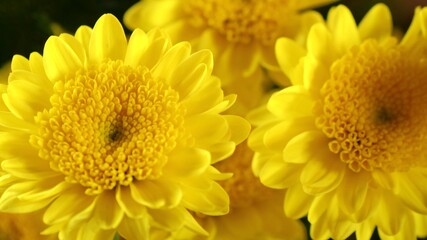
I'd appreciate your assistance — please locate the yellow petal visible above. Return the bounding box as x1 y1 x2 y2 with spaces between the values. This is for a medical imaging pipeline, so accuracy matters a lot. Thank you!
283 130 326 164
300 144 344 195
149 207 206 234
393 171 427 213
88 14 127 63
182 181 229 216
275 37 307 82
138 29 172 69
74 26 92 57
118 216 149 240
259 160 301 189
44 186 95 225
93 191 124 229
164 148 210 177
116 186 146 219
123 0 182 31
376 193 407 236
124 29 149 68
130 179 183 209
264 117 316 150
223 115 251 144
1 157 55 180
284 184 314 218
43 36 84 82
267 86 314 118
185 113 228 147
327 5 360 54
151 41 191 81
358 3 392 41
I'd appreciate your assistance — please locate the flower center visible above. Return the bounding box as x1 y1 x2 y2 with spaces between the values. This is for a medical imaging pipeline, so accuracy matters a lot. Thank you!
214 142 274 208
32 60 185 195
315 39 427 172
184 0 293 45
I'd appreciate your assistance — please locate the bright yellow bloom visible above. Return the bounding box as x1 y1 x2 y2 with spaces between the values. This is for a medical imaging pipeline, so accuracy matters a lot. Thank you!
149 142 307 240
0 14 250 239
249 4 427 239
124 0 336 113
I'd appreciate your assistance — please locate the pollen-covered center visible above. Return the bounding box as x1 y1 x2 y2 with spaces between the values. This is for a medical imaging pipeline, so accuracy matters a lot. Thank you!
315 40 427 172
33 60 185 195
184 0 293 45
214 142 274 208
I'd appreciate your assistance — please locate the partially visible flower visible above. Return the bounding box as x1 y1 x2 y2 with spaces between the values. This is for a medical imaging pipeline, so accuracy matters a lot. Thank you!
151 142 307 240
0 14 250 239
249 4 427 239
124 0 336 113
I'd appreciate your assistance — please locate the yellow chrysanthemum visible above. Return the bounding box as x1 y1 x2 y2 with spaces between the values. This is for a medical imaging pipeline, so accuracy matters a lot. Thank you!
149 142 307 240
249 4 427 240
0 14 250 239
123 0 336 113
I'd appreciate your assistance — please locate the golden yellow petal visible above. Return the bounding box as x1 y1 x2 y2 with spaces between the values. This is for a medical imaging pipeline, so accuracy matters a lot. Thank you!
284 184 314 219
11 55 30 72
123 0 182 31
74 26 92 57
358 3 392 41
88 14 127 63
170 58 210 100
138 29 172 69
152 41 191 81
124 29 149 68
259 160 301 189
267 85 314 118
116 186 146 219
182 181 229 216
130 180 183 209
43 36 84 82
275 37 307 82
393 171 427 213
327 5 360 54
300 144 345 195
118 216 149 240
283 130 326 164
164 148 210 177
92 191 124 229
43 186 95 225
149 207 206 234
375 194 408 236
181 76 222 115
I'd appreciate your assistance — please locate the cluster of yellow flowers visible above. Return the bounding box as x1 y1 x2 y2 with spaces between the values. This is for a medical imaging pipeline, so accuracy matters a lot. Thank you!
1 0 427 239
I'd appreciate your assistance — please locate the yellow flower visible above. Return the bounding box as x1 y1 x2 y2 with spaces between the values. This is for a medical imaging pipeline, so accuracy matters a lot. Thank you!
0 14 250 239
249 4 427 239
123 0 336 113
150 142 307 240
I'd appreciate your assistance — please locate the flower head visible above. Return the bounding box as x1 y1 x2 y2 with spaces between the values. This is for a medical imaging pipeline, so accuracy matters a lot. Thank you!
249 4 427 239
0 14 250 239
123 0 336 113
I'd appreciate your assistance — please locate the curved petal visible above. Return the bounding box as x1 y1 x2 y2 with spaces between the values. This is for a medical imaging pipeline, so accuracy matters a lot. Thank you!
92 190 124 229
283 130 327 164
118 215 149 240
182 181 229 216
43 36 84 82
358 3 392 41
130 179 183 209
124 29 149 68
267 86 314 118
123 0 182 31
164 148 211 177
151 41 191 81
44 186 95 225
259 160 301 189
88 14 127 63
116 186 146 218
327 5 360 54
275 37 307 81
300 143 345 195
284 184 314 218
393 171 427 213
